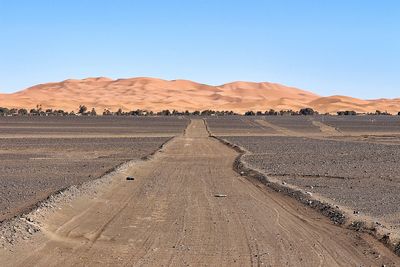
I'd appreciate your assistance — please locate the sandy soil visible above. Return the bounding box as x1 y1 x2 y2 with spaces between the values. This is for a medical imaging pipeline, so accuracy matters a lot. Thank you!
205 116 400 254
0 117 188 221
225 136 400 226
206 116 278 136
0 116 189 138
310 120 343 136
315 115 400 135
1 119 398 266
2 76 400 113
0 137 169 222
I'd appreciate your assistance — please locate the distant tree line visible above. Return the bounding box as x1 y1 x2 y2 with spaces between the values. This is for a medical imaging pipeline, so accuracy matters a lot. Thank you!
336 110 357 116
244 108 398 116
336 110 392 116
244 108 319 116
101 108 238 116
0 105 72 116
366 110 392 116
0 105 238 117
0 105 399 117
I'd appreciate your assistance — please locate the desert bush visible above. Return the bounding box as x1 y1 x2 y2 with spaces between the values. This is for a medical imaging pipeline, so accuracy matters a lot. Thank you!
78 105 87 114
279 109 296 116
337 110 357 116
0 107 9 116
157 110 171 116
18 108 28 115
90 108 97 116
299 108 317 115
265 109 278 116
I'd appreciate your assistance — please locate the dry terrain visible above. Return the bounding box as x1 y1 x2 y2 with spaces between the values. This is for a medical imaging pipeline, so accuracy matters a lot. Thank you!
315 115 400 136
0 116 188 138
1 119 398 266
225 136 400 226
206 116 400 244
2 77 400 113
0 117 188 221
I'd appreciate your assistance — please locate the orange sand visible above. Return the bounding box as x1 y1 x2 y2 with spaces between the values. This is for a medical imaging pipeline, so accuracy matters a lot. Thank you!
1 77 399 114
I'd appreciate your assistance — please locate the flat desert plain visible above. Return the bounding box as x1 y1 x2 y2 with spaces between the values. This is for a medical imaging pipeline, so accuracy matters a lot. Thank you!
0 116 400 266
0 116 188 221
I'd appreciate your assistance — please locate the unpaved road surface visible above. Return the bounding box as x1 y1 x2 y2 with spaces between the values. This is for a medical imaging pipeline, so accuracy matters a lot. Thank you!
1 120 398 266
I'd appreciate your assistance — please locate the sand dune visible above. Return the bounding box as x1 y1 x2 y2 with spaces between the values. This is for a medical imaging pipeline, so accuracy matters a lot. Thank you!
1 77 399 113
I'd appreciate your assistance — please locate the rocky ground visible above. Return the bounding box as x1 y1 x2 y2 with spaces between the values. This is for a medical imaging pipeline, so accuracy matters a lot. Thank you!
0 116 188 137
315 115 400 134
224 136 400 226
0 116 188 221
0 137 171 221
263 116 322 134
207 115 400 137
2 119 398 266
206 115 400 234
205 116 277 135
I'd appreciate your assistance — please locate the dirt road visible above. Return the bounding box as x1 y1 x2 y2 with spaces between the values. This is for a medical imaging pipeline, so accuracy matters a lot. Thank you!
1 119 398 266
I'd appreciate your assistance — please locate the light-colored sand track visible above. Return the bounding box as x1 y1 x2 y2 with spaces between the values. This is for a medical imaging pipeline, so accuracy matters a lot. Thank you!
310 119 343 136
1 120 398 266
255 119 296 136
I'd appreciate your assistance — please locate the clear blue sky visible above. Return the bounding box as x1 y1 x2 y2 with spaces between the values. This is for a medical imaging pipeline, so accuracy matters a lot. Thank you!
0 0 399 99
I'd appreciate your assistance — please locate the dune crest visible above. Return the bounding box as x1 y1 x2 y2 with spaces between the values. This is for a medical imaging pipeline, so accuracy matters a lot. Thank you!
1 77 399 113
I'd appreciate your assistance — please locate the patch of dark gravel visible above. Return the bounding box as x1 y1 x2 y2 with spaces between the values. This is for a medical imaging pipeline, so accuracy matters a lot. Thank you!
0 137 169 221
205 116 277 135
0 116 189 221
0 116 189 136
263 116 322 133
224 135 400 225
316 115 400 133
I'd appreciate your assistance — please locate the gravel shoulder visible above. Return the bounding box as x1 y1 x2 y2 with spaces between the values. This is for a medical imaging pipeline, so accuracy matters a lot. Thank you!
205 116 400 256
0 116 188 221
0 119 398 266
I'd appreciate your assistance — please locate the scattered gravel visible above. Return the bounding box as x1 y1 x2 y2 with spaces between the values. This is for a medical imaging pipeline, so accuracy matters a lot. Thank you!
263 116 321 134
0 159 135 248
224 135 400 226
315 115 400 133
0 137 169 221
205 116 277 135
0 116 188 221
0 116 189 136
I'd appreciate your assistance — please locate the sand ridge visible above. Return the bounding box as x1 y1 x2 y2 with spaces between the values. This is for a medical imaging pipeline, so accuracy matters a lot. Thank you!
1 77 399 113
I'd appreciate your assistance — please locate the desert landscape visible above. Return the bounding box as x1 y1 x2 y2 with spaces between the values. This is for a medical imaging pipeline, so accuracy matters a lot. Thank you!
2 0 399 265
206 116 400 229
0 114 400 266
0 116 188 222
2 77 400 114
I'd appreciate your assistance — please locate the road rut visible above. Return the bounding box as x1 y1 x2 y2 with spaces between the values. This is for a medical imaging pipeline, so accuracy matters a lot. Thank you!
1 119 398 266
